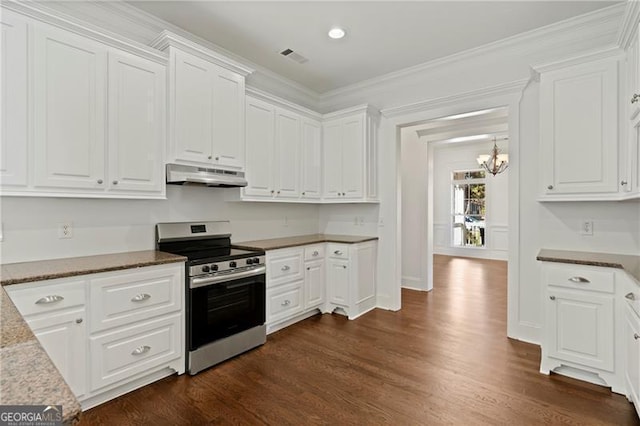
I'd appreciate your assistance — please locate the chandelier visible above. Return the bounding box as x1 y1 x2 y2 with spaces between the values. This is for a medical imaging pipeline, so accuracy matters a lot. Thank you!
476 137 508 176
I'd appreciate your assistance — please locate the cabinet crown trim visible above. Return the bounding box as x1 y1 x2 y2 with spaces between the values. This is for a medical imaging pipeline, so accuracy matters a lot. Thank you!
530 46 623 75
246 86 322 120
322 104 380 121
150 30 254 76
2 1 168 65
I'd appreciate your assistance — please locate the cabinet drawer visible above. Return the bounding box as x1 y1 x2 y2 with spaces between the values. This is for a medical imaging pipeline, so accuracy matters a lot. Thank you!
328 244 349 260
304 244 325 261
267 249 303 286
6 278 86 317
267 281 303 323
545 265 615 293
89 314 181 391
89 265 182 333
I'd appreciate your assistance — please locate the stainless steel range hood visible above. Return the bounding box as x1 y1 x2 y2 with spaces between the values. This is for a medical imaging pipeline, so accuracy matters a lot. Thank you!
166 164 248 187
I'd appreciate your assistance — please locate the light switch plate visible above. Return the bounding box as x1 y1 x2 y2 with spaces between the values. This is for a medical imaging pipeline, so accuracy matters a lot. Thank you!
580 220 593 236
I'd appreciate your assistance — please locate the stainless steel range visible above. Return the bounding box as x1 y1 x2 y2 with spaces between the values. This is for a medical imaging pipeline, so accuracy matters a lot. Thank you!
156 221 266 375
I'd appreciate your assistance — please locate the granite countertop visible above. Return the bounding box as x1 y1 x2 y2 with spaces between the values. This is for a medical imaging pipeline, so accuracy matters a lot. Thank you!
233 234 379 251
0 287 82 423
537 249 640 283
1 250 187 286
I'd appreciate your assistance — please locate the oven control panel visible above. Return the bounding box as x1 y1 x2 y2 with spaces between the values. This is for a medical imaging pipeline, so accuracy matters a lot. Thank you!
190 255 266 277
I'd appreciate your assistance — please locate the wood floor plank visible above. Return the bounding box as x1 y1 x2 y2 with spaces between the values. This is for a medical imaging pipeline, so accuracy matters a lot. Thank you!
80 255 639 425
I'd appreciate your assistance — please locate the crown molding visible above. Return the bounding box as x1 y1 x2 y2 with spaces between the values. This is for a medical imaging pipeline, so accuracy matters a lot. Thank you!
246 86 322 120
1 0 168 64
150 30 254 76
617 0 640 49
381 79 529 119
530 46 623 76
320 3 625 103
322 104 379 121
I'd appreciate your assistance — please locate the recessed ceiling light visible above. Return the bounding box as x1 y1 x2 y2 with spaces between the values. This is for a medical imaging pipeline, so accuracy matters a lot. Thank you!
328 28 346 39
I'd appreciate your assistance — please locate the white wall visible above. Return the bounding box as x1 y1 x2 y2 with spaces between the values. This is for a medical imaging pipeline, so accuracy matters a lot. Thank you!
400 128 428 290
0 186 319 263
318 203 379 236
431 140 509 260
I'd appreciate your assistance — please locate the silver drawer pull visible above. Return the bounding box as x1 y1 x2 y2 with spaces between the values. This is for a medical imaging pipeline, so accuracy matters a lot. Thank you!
334 250 343 255
281 300 291 306
312 251 319 257
568 276 590 283
35 295 64 305
131 345 151 356
626 292 636 301
635 333 640 341
281 265 290 272
549 296 556 300
131 293 151 302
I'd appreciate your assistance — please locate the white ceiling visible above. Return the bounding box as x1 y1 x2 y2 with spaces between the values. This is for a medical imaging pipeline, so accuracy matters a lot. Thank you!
129 1 620 94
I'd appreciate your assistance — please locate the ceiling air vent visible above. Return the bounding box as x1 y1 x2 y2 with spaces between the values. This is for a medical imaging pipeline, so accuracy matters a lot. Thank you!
280 48 308 64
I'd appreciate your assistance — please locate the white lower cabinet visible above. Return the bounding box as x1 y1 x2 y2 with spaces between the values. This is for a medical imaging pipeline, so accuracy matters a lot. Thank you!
625 304 640 417
5 262 185 410
265 240 377 333
540 262 626 394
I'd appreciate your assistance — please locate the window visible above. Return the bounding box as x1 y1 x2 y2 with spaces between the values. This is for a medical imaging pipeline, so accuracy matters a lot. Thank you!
452 170 486 248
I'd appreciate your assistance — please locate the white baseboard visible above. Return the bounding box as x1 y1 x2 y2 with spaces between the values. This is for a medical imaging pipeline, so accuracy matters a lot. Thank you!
434 246 508 261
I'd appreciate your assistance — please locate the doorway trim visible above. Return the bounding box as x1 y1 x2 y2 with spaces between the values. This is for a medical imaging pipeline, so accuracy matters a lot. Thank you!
379 78 532 342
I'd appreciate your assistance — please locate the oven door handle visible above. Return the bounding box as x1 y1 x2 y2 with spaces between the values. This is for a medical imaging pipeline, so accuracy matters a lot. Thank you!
190 266 266 289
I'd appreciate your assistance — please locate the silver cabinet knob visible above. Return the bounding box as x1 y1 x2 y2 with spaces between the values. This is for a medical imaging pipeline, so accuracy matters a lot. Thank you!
549 295 556 300
281 300 291 306
568 276 590 284
635 333 640 341
131 293 151 302
621 180 628 186
307 267 310 271
131 345 151 356
112 180 118 185
281 265 290 271
35 295 64 305
632 94 640 104
302 192 306 196
342 193 346 196
626 292 636 301
75 318 83 324
343 265 347 269
312 251 319 256
277 190 280 195
208 155 212 159
97 179 103 184
271 190 275 194
215 156 219 161
547 185 553 190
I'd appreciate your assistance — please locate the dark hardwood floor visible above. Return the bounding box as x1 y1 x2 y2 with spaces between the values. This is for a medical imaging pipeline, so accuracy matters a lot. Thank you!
81 255 639 425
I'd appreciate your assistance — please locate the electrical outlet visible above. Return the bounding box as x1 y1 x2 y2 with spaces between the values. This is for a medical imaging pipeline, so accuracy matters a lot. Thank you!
353 216 359 225
58 222 73 239
580 220 593 236
358 216 365 226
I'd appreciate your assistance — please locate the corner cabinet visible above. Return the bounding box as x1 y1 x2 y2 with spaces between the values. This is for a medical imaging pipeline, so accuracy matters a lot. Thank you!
5 262 185 410
242 92 323 202
150 31 252 172
0 8 167 199
538 56 620 200
322 106 379 202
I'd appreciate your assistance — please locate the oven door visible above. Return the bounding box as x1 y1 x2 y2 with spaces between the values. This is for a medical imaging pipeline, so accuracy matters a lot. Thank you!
189 269 266 351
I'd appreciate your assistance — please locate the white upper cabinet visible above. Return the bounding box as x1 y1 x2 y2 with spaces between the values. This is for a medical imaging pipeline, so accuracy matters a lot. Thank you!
623 23 640 199
108 51 165 194
242 92 324 202
33 24 107 190
0 9 167 199
0 10 28 187
538 57 619 200
322 106 378 202
300 118 322 199
244 96 275 197
153 32 252 171
628 23 640 121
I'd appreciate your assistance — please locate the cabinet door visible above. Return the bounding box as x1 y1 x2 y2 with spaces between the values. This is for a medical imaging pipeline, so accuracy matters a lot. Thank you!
305 259 325 309
629 24 640 121
212 64 244 169
244 96 275 197
108 51 165 194
28 308 87 397
33 24 107 190
546 288 614 371
327 258 349 306
274 108 300 198
625 305 640 412
341 116 364 199
173 50 213 164
0 11 28 187
540 59 618 195
301 118 322 199
322 119 343 199
628 115 640 194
